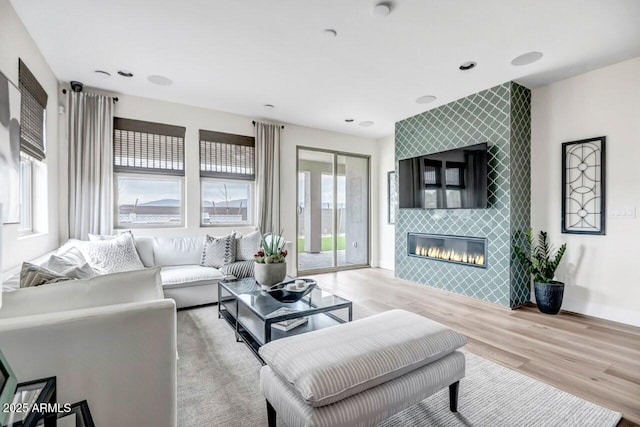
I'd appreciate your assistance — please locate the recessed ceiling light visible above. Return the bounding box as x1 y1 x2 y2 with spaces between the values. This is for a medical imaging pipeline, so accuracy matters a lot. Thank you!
94 70 111 79
264 104 275 109
117 70 134 77
511 51 543 66
345 118 354 123
416 95 437 104
147 75 173 86
459 61 477 71
372 2 391 17
323 29 338 37
359 121 374 127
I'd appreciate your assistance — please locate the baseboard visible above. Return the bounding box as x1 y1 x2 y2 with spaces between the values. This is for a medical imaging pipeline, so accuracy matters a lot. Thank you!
527 300 640 328
377 260 394 271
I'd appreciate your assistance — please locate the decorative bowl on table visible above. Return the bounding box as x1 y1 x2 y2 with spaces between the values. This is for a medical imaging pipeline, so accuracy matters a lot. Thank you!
266 278 317 303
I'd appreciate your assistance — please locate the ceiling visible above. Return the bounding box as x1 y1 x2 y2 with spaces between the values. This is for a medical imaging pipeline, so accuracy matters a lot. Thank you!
10 0 640 138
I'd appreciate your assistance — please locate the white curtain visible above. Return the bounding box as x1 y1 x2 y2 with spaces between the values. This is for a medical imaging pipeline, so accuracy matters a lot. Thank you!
68 92 114 240
255 122 281 233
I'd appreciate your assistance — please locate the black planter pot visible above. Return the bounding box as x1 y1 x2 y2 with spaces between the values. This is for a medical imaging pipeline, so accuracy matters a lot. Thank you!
534 281 565 315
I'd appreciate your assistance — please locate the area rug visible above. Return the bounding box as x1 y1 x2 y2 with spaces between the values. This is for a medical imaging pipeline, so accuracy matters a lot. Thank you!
177 306 622 427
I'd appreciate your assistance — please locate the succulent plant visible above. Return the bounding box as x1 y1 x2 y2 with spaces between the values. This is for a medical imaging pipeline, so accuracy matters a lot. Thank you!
254 230 287 264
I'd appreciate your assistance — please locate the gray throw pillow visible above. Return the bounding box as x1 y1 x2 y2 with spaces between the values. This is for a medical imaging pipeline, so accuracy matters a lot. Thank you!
201 234 236 268
45 254 96 279
55 246 89 266
19 262 73 288
81 231 145 274
236 230 262 261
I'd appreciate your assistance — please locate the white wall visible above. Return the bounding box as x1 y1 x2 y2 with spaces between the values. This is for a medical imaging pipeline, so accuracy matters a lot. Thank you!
58 92 379 274
0 0 60 271
376 134 395 270
531 57 640 326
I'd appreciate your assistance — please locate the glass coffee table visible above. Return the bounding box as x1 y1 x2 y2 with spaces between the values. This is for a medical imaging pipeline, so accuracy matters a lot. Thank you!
218 277 352 361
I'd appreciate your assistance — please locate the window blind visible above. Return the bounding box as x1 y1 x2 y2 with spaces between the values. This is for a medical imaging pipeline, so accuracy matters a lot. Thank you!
199 130 255 180
113 117 186 176
19 59 48 161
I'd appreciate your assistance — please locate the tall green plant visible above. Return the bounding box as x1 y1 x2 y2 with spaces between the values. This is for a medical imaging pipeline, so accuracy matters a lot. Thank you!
513 229 567 283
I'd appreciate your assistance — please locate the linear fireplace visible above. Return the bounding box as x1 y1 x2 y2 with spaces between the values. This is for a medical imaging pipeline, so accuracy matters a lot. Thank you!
408 233 487 268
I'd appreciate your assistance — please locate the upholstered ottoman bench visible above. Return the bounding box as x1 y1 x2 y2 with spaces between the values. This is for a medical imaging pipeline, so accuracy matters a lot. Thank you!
258 309 467 427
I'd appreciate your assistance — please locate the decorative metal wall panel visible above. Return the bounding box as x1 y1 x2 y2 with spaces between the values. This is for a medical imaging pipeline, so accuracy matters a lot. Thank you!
561 137 606 235
395 82 531 308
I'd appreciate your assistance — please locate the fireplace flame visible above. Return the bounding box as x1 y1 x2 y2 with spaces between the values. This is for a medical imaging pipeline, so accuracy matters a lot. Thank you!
415 245 485 266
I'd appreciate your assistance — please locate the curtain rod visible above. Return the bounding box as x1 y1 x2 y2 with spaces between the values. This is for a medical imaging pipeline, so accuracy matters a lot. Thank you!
61 88 118 103
252 120 284 129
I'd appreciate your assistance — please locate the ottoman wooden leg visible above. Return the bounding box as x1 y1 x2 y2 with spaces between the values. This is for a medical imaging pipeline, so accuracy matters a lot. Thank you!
449 381 459 412
266 400 277 427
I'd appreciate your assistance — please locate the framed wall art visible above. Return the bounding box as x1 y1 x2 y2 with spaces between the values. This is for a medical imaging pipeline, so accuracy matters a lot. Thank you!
561 136 606 235
0 71 21 224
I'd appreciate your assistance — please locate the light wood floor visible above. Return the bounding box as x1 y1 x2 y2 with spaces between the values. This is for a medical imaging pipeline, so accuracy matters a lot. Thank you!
307 268 640 426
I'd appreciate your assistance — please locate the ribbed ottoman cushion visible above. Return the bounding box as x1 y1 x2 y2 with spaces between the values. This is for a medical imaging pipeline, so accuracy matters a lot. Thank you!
260 351 465 427
258 309 467 407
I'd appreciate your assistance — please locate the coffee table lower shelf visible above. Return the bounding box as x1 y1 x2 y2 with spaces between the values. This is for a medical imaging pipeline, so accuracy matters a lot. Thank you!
219 300 346 362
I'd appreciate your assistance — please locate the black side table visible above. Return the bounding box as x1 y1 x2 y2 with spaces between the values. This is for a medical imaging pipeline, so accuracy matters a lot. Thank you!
45 401 95 427
2 377 56 427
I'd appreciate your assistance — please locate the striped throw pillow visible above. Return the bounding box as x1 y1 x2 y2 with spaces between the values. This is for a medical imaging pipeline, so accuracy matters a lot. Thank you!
201 234 236 268
19 262 73 288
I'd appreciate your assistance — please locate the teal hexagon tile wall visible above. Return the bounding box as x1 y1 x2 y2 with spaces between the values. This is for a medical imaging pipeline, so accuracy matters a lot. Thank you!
509 82 532 307
395 82 531 308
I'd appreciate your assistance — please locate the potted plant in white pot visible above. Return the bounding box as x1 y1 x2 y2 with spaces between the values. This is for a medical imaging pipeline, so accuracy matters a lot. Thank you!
254 231 288 288
513 229 567 315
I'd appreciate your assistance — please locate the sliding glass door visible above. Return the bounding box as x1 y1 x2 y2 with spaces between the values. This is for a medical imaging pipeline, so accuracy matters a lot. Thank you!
297 148 369 274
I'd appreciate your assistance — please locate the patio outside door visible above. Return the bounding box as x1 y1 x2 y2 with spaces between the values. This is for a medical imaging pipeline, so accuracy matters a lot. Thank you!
296 148 369 274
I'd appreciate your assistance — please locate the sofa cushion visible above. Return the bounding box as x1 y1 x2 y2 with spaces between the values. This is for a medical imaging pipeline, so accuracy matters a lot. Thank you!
133 236 155 267
236 230 262 261
160 265 225 290
201 234 236 268
153 237 204 266
219 260 254 279
81 232 144 274
0 268 162 319
258 309 467 408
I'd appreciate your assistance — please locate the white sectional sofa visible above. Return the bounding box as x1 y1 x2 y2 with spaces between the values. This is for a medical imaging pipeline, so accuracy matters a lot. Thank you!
0 268 177 427
3 234 263 309
133 235 255 309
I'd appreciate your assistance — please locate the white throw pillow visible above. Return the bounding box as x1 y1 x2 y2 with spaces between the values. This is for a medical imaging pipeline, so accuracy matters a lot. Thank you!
201 234 236 268
236 230 262 261
81 231 145 274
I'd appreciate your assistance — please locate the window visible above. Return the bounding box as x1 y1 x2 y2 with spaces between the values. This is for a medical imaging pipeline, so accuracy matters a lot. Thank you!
199 130 255 226
113 117 186 227
116 175 183 227
18 153 33 233
201 180 253 226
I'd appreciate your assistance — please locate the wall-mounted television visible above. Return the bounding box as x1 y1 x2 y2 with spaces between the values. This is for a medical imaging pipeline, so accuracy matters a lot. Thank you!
398 143 488 209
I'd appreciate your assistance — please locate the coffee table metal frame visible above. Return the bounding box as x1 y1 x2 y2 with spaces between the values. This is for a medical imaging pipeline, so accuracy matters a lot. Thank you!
218 277 352 362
